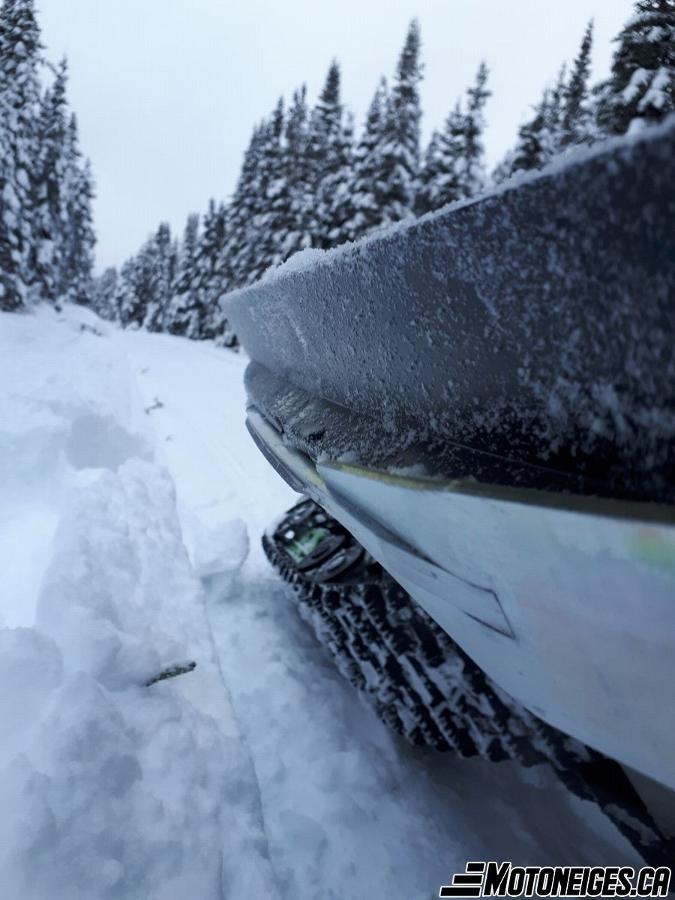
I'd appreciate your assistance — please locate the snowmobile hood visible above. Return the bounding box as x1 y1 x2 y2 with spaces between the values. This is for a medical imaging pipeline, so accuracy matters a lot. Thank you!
225 119 675 508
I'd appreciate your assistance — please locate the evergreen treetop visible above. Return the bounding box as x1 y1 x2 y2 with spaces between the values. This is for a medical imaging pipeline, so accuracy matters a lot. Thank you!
343 78 389 240
378 19 423 224
417 63 490 214
598 0 675 134
0 0 42 309
560 21 594 148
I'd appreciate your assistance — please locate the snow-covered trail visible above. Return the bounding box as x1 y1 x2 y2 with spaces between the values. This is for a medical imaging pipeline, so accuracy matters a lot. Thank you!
0 306 639 900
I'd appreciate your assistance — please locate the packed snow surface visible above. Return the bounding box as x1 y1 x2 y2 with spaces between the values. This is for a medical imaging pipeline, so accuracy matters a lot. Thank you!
0 306 639 900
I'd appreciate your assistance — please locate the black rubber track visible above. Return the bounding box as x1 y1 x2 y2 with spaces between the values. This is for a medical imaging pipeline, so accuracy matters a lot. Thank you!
264 499 675 870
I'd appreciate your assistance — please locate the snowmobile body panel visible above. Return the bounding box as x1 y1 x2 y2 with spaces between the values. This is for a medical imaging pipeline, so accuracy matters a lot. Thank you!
247 410 675 792
226 123 675 792
319 463 675 794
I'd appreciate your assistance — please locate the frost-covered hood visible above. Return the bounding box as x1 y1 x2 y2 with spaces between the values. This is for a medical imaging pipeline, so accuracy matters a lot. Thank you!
226 119 675 507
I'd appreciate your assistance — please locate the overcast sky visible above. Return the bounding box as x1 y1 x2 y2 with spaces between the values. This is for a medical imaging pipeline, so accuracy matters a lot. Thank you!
39 0 631 272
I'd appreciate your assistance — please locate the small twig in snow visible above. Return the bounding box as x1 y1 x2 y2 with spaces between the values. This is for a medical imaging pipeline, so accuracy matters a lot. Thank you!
80 323 103 337
145 661 196 687
144 398 164 414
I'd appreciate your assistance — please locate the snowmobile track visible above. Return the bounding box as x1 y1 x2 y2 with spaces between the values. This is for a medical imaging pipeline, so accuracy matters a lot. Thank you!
264 499 675 870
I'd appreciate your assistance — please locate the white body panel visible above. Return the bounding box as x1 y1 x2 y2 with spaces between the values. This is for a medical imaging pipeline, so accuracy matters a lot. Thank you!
320 464 675 793
249 412 675 791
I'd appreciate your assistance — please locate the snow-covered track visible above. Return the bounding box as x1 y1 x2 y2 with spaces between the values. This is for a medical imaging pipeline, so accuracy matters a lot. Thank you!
264 500 675 869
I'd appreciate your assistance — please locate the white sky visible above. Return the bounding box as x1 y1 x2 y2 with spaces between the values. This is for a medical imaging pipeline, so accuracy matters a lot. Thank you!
39 0 631 272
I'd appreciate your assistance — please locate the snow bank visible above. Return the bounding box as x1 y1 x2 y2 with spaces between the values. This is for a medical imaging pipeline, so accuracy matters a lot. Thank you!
0 308 277 899
0 306 151 627
188 516 249 580
1 461 276 899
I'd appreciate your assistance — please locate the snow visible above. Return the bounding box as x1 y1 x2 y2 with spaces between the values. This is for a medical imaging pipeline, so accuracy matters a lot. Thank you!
0 305 640 899
639 67 672 112
262 246 327 284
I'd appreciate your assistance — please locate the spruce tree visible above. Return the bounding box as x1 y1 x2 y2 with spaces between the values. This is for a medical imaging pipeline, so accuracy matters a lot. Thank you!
303 63 356 249
494 92 549 181
305 61 346 247
249 98 287 279
597 0 675 135
494 66 566 181
417 63 490 214
462 62 490 196
143 222 173 331
416 106 464 214
223 124 265 289
378 19 423 225
560 21 594 148
61 114 95 304
167 213 200 337
0 3 95 311
114 255 144 328
194 199 228 336
280 85 312 259
128 241 154 328
0 0 42 310
322 111 355 247
33 58 68 303
342 79 389 240
91 266 117 319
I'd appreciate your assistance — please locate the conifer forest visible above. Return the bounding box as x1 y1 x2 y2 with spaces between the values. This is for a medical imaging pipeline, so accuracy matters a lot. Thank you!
2 0 674 344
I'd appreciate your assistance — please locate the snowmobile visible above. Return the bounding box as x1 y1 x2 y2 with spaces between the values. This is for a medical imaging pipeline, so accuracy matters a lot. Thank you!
225 120 675 866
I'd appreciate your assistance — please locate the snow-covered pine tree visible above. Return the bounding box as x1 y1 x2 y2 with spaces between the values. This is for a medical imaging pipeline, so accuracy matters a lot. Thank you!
143 222 173 332
127 242 153 329
280 85 312 259
248 98 288 279
114 256 144 328
416 128 440 215
418 63 490 214
342 78 389 240
305 60 347 248
323 111 355 247
416 105 465 214
546 64 567 155
194 199 228 337
91 265 117 319
223 124 265 289
61 114 95 304
0 0 42 310
493 94 548 182
559 21 594 149
493 65 566 181
597 0 675 136
33 58 68 303
462 62 490 196
308 65 355 249
166 212 200 337
378 19 423 225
